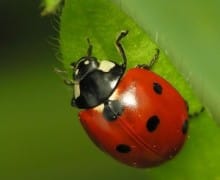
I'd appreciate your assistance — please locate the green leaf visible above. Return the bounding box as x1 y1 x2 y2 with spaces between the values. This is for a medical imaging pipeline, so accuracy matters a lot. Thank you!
41 0 62 16
60 0 220 179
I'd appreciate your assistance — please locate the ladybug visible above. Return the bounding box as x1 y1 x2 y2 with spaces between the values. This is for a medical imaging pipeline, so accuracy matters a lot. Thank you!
67 31 188 168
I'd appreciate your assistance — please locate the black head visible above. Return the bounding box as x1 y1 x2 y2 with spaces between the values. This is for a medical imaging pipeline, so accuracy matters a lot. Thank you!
72 56 99 82
71 56 125 108
70 33 127 109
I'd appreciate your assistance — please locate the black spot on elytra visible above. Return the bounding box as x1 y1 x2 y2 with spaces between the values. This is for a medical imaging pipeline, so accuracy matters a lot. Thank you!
182 120 188 134
146 115 160 132
153 82 162 94
116 144 131 153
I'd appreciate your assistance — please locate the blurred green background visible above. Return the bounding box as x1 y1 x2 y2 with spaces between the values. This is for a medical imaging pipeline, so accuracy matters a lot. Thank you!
0 1 77 179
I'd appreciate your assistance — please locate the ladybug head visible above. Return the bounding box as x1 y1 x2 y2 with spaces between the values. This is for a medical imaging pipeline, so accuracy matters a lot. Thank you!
70 35 126 108
72 56 99 82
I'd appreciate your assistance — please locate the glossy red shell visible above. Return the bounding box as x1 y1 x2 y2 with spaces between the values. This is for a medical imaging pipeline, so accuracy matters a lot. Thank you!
79 68 188 168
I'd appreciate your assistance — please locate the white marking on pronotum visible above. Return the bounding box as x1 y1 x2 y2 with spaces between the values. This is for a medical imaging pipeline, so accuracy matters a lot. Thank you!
94 90 119 113
98 60 115 72
74 83 80 98
109 89 119 101
94 104 104 112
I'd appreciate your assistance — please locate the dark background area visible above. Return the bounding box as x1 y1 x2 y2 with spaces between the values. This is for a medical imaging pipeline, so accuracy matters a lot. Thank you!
0 1 57 68
0 1 78 179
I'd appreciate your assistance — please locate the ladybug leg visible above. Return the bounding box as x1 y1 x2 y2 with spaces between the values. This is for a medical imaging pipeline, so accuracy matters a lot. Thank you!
103 100 124 121
64 79 75 86
116 30 129 69
54 67 77 107
185 100 205 118
71 97 76 107
189 106 205 118
54 67 75 86
137 48 160 70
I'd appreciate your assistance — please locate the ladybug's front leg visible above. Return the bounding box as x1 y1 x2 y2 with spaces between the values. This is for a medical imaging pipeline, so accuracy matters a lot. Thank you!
116 30 128 69
103 99 124 121
137 48 160 70
64 79 75 86
54 67 75 86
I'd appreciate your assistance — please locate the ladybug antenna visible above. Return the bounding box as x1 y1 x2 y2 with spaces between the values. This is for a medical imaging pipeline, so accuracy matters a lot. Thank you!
70 38 93 69
86 38 93 57
116 30 128 69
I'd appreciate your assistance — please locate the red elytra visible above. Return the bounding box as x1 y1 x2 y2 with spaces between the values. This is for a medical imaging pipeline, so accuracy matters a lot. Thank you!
79 68 188 168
